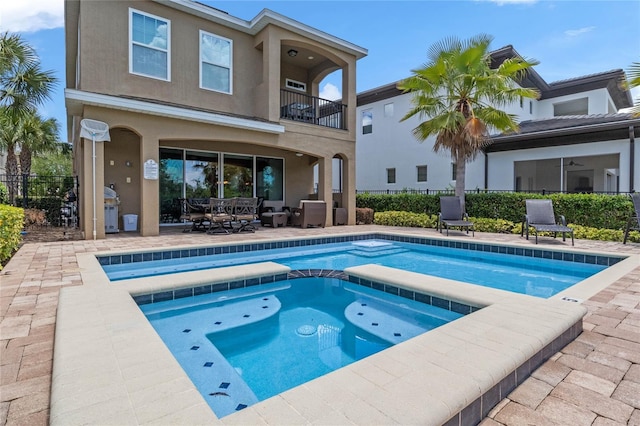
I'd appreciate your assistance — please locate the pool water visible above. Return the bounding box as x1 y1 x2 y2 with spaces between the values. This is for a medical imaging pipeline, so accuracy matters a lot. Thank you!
141 277 463 417
106 239 608 297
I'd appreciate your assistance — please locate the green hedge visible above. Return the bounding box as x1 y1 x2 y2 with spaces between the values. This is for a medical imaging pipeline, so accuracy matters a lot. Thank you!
372 211 640 243
358 192 635 230
0 205 24 270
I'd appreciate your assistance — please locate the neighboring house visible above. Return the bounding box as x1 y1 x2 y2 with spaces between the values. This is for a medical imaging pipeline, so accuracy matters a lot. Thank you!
65 0 366 239
356 45 639 194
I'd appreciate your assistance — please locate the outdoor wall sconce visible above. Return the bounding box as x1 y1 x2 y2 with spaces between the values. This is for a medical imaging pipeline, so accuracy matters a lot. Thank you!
287 49 298 57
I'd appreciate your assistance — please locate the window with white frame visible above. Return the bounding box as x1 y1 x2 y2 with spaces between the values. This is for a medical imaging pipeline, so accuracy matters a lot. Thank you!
386 168 396 184
200 31 232 93
129 9 170 80
384 102 394 117
417 165 427 182
362 109 373 134
285 78 306 92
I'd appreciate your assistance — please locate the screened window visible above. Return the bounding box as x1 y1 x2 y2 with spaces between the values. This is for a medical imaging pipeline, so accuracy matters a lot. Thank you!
387 168 396 184
417 165 427 182
362 110 372 134
130 9 170 80
200 31 232 93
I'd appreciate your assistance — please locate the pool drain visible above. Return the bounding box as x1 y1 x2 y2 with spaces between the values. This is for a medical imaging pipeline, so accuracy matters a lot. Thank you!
296 324 317 336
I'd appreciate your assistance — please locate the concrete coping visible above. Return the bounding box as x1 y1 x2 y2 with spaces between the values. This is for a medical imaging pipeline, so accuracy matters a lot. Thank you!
51 235 608 425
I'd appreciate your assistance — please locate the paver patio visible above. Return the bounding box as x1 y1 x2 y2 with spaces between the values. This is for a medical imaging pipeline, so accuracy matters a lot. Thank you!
1 225 639 425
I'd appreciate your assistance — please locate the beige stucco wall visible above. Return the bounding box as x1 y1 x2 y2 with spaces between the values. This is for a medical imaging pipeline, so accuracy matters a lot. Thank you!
68 0 363 239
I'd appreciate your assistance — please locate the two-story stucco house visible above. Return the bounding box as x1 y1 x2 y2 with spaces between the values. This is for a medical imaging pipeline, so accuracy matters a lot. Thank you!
356 45 639 194
65 0 366 239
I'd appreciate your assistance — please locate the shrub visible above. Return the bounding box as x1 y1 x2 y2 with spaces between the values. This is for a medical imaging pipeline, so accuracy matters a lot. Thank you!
0 205 24 270
356 207 374 224
23 209 47 226
356 192 636 231
374 211 437 228
0 182 8 204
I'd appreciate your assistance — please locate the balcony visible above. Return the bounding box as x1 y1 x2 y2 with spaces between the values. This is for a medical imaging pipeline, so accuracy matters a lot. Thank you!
280 89 347 130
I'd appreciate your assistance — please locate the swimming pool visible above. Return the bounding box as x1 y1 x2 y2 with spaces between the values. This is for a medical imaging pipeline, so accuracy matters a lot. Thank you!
101 235 619 297
140 276 464 417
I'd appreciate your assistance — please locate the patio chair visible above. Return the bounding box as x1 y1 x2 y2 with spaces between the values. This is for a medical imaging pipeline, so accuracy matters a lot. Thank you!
437 196 474 236
178 198 208 232
260 200 290 228
521 199 574 246
205 198 233 234
623 192 640 244
232 197 259 233
291 200 326 228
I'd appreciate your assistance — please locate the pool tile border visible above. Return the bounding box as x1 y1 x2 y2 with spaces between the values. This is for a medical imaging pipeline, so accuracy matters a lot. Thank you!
98 232 625 269
132 268 479 317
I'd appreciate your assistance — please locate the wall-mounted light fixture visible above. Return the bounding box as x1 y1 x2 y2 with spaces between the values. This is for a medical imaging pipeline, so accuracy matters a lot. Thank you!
125 160 132 167
287 49 298 57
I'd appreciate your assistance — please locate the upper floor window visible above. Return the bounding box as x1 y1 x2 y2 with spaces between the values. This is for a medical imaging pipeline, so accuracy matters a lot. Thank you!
362 110 373 134
386 168 396 184
529 101 533 115
553 98 588 116
417 165 427 182
129 9 170 81
384 103 394 117
519 96 523 108
200 31 232 94
451 162 457 181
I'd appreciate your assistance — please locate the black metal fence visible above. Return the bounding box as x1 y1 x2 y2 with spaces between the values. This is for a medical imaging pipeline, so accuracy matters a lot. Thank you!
355 188 630 196
0 174 79 227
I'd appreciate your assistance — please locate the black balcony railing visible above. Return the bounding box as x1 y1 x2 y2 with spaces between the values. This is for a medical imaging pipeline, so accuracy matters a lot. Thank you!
280 89 347 130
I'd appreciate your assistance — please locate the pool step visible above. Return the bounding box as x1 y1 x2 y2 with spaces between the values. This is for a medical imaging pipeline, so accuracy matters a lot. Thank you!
349 248 409 258
344 299 427 345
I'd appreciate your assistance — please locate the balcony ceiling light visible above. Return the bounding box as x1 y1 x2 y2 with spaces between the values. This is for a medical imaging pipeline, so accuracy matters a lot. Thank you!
287 49 298 57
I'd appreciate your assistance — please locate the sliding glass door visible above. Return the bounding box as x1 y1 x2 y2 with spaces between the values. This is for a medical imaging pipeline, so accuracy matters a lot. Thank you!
159 148 284 222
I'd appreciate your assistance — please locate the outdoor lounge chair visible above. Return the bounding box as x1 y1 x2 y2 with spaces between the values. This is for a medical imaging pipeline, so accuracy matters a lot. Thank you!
291 200 326 228
205 198 233 234
623 192 640 244
232 197 259 233
178 198 209 232
521 199 574 246
438 196 474 236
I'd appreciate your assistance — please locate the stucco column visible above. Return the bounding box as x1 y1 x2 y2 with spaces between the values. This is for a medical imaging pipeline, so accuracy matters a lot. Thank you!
80 136 106 239
342 156 356 225
317 156 333 226
140 133 160 236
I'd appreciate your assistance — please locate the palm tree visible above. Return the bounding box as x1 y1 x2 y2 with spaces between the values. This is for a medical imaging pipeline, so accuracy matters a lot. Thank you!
0 110 22 203
0 32 57 120
398 34 540 210
626 62 640 117
18 113 60 177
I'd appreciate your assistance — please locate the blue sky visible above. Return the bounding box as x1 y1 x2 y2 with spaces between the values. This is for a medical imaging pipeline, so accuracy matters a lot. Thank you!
2 0 639 141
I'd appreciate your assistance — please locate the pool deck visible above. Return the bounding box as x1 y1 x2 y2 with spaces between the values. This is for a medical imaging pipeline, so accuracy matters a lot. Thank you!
1 224 639 425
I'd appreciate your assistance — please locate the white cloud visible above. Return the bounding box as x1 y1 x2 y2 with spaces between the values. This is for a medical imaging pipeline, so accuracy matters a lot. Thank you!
0 0 64 33
564 26 596 37
320 83 341 101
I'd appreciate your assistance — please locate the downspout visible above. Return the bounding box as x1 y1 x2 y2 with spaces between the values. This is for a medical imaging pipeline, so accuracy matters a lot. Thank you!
630 125 635 192
483 151 488 190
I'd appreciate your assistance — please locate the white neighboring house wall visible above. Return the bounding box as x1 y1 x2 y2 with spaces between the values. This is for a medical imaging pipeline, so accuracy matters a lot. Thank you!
356 48 636 193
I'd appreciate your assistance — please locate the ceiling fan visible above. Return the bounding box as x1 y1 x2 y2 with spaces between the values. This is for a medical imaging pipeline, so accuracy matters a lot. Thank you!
555 159 584 167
